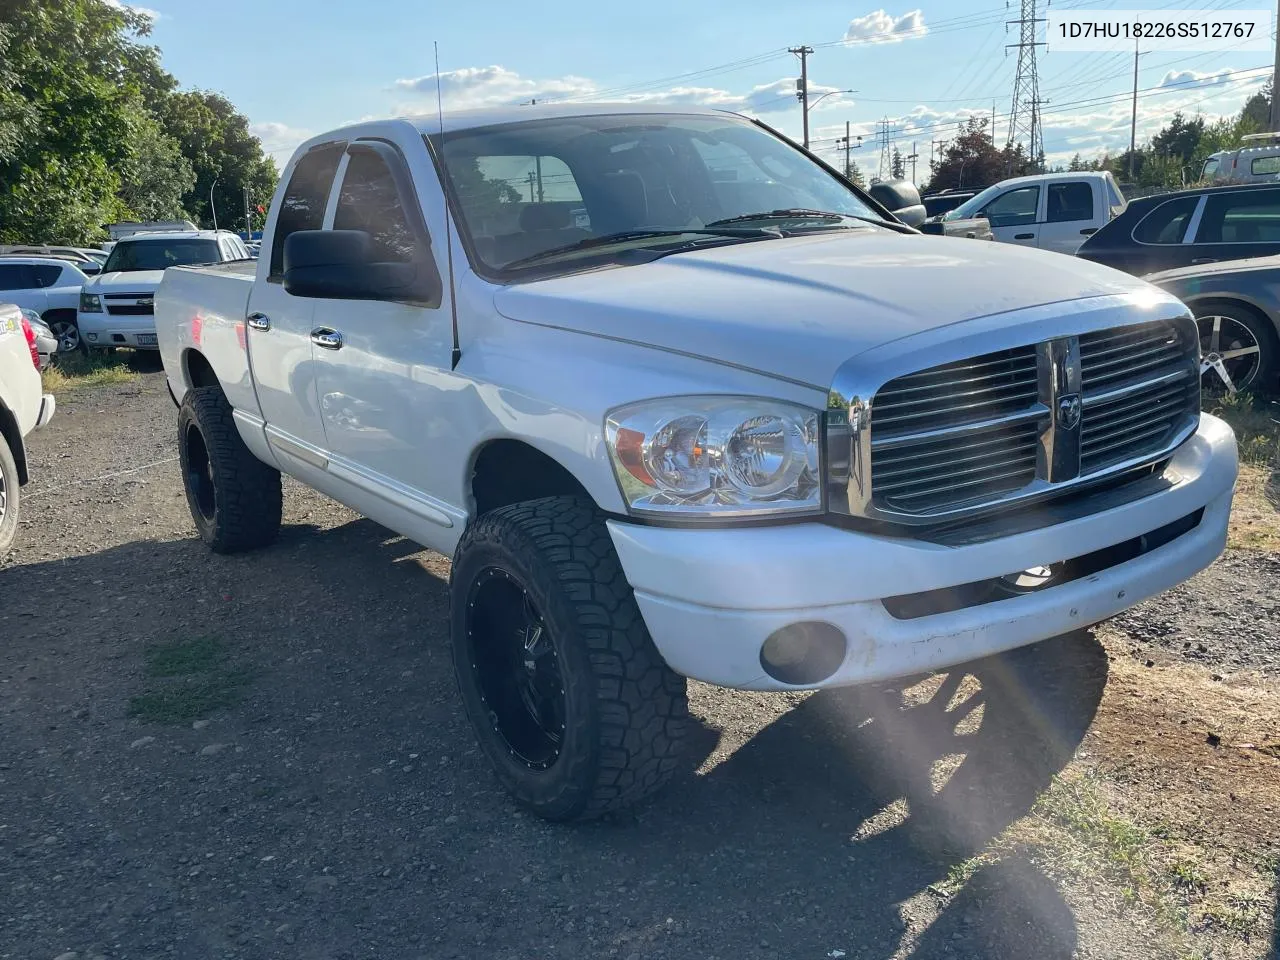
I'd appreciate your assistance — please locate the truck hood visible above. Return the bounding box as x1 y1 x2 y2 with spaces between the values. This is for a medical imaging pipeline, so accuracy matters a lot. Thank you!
492 230 1153 388
86 269 165 291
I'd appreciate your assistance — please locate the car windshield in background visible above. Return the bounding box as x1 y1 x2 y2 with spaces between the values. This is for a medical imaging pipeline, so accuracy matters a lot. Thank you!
431 113 879 275
941 183 1005 220
103 239 220 273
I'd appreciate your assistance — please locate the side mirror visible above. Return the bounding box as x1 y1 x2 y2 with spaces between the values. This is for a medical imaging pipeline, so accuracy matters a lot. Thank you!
283 229 441 305
868 179 926 228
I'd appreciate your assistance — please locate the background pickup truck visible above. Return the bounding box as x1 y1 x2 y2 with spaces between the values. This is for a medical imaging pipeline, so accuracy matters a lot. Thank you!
939 170 1127 253
156 104 1237 822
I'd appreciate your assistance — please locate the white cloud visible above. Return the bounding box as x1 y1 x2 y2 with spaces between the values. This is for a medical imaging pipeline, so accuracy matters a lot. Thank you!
103 0 160 20
1160 67 1233 88
844 9 927 44
394 66 596 109
249 121 314 162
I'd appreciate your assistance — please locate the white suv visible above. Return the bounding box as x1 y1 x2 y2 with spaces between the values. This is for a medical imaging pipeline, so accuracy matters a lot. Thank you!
0 257 89 354
77 231 249 352
0 303 55 559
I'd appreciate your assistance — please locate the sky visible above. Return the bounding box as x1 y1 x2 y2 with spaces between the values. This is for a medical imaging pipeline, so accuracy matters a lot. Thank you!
130 0 1275 183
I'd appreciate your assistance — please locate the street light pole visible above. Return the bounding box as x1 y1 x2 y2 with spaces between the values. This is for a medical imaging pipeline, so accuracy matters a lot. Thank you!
209 176 221 231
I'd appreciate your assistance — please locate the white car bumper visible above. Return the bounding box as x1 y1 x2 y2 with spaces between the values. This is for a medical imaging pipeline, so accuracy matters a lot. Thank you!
608 414 1237 691
36 393 55 429
77 311 158 349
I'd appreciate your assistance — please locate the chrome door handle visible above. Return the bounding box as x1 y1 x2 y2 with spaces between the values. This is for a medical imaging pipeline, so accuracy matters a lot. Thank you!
310 327 344 350
246 312 271 331
1191 257 1217 265
1014 233 1035 240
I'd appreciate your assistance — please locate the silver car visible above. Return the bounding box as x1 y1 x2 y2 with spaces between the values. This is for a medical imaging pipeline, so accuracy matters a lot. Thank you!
19 308 57 370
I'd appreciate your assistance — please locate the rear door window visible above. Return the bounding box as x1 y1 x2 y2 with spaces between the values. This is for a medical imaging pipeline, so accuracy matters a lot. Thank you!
0 264 33 290
1196 189 1280 243
1045 182 1094 223
30 264 63 287
270 142 345 279
1133 196 1199 244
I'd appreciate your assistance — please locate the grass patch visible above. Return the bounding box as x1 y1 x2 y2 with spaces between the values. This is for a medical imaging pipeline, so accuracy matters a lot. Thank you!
1202 393 1280 552
41 350 140 390
128 636 252 724
1206 392 1279 466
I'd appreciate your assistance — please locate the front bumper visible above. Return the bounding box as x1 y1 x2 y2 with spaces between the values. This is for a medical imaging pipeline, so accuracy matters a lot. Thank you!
77 312 158 349
607 414 1237 691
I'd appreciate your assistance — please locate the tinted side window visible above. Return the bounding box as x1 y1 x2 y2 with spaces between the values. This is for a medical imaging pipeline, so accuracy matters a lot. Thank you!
982 186 1039 228
333 149 421 263
0 264 32 290
1198 189 1280 243
30 264 63 287
1252 156 1280 176
270 143 345 279
1133 196 1199 244
1046 182 1093 223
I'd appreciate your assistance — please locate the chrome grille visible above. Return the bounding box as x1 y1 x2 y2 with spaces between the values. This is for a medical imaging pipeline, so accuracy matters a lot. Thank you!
870 346 1040 513
852 318 1199 521
1080 322 1199 473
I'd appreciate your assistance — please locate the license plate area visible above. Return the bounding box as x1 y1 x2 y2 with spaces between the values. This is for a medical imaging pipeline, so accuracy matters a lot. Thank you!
135 333 158 346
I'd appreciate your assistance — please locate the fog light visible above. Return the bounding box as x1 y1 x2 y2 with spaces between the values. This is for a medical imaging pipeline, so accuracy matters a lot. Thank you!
760 621 847 685
86 332 98 342
998 564 1056 593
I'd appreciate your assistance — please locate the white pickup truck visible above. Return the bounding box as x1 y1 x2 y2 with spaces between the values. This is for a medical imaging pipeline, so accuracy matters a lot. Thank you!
155 104 1237 821
940 171 1127 253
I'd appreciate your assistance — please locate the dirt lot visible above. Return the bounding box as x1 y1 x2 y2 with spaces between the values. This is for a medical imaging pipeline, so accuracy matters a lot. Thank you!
2 366 1278 960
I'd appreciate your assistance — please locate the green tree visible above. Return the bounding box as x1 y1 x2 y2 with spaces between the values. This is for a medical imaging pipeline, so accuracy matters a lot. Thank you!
844 162 867 188
160 90 277 230
890 146 905 180
118 106 196 221
924 118 1032 192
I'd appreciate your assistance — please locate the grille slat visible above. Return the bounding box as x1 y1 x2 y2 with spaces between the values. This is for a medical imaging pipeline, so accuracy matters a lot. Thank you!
865 319 1197 518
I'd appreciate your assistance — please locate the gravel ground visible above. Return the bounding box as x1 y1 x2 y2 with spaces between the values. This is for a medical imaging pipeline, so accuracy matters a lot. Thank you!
0 370 1275 960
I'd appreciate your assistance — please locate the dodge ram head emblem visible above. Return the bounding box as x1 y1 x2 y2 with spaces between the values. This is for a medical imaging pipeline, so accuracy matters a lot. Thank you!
1057 393 1083 430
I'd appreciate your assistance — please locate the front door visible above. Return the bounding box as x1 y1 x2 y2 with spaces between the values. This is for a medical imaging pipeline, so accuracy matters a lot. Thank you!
1038 180 1097 254
247 141 346 468
981 185 1041 246
307 139 458 546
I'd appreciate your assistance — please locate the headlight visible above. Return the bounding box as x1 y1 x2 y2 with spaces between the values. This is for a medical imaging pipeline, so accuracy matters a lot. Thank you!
79 291 102 313
605 397 822 519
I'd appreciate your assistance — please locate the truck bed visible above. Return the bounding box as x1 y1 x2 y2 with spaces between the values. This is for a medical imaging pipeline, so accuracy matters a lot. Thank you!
155 262 258 418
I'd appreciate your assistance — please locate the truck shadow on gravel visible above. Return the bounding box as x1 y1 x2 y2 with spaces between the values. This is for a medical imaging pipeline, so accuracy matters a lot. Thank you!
0 517 1104 959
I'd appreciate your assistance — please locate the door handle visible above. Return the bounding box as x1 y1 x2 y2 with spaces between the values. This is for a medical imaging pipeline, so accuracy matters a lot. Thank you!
1014 233 1035 240
1191 257 1218 265
1079 227 1098 235
310 327 344 350
246 312 271 331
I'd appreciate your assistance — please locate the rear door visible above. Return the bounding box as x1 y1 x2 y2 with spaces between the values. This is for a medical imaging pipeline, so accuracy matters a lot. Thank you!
979 185 1041 246
1185 187 1280 266
245 141 346 468
1037 180 1098 254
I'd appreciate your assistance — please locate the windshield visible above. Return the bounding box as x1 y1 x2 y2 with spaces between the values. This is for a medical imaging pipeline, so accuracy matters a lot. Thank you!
103 238 219 273
431 113 880 275
940 182 1007 221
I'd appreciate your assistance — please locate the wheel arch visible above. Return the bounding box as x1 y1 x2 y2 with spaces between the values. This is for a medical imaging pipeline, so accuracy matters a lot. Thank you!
1181 293 1280 345
468 438 599 517
181 348 222 397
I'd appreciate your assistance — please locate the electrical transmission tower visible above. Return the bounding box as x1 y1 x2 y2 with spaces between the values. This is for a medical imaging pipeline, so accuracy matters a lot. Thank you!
875 118 894 182
1005 0 1046 172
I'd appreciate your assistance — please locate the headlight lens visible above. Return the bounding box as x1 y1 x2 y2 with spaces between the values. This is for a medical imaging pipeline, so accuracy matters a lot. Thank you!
79 291 102 313
606 397 822 518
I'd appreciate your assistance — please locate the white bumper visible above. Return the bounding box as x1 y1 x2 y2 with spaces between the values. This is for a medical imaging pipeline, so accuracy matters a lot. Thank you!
77 311 158 349
608 414 1237 691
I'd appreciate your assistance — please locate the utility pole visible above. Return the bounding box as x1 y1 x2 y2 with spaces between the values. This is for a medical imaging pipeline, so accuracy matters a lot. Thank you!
535 156 544 202
1006 0 1046 172
845 120 852 178
991 99 997 142
1129 39 1140 180
908 142 919 183
1271 0 1280 131
525 171 537 203
876 117 895 182
932 138 949 171
790 45 814 149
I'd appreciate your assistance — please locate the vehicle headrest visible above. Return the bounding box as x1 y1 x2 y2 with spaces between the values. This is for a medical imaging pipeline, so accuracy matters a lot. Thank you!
519 203 572 232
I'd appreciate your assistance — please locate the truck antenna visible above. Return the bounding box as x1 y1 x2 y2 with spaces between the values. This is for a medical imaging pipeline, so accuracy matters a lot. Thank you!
435 41 462 371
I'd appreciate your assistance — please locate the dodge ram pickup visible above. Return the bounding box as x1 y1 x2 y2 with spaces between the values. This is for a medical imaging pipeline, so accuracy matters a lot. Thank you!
155 104 1238 821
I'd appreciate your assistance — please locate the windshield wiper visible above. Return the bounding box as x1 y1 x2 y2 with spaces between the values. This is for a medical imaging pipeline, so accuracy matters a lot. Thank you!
706 208 849 226
501 227 777 270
